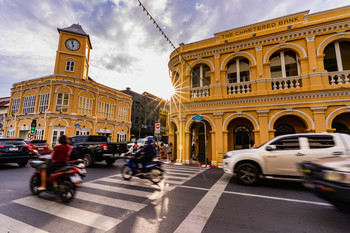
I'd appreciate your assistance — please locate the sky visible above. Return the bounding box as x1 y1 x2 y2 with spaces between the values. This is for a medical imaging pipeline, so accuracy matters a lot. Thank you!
1 0 350 100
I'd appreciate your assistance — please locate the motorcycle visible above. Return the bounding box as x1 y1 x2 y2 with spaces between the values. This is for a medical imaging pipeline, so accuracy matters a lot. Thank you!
121 153 164 184
29 152 87 203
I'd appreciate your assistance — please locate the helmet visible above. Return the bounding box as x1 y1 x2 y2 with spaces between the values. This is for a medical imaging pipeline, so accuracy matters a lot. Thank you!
147 136 153 143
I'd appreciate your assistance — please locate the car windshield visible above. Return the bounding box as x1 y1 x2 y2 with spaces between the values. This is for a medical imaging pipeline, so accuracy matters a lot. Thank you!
137 139 146 144
0 139 26 146
26 140 47 145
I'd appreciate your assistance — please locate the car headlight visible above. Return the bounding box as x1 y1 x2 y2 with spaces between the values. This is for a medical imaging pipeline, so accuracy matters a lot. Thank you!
324 170 350 185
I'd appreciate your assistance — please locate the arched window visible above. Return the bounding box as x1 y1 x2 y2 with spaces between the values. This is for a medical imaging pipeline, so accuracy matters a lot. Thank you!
192 64 210 88
234 125 250 149
270 50 300 78
274 124 295 137
173 72 179 86
324 41 350 72
227 58 250 83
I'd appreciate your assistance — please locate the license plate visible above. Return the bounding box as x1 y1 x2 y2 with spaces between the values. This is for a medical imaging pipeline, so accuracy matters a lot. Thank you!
9 147 18 151
70 175 82 183
38 147 44 150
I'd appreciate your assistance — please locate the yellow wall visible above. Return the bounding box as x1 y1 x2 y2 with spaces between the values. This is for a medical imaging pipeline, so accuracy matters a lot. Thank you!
168 5 350 165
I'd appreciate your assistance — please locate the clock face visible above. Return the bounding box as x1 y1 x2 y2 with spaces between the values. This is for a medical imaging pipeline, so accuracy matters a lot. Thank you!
65 39 80 51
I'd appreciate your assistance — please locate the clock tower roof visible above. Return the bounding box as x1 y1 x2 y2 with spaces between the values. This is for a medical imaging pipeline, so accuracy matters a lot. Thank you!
58 23 92 49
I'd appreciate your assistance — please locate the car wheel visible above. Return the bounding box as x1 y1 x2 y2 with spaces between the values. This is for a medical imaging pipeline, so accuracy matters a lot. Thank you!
18 160 28 167
105 158 116 166
82 154 93 167
236 163 261 186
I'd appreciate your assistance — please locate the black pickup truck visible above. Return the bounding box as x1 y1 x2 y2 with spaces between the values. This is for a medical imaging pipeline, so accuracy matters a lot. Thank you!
70 135 128 167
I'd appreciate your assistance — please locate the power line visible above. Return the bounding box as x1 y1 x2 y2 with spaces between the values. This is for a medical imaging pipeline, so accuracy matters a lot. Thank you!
136 0 210 86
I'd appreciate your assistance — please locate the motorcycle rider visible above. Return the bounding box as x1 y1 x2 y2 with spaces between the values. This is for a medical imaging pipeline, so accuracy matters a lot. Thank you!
38 135 72 190
134 136 154 171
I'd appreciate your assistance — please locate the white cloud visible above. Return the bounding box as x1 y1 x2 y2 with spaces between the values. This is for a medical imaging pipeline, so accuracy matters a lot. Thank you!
1 0 350 100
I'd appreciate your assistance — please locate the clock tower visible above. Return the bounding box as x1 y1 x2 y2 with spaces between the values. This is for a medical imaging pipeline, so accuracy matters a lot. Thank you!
54 24 92 80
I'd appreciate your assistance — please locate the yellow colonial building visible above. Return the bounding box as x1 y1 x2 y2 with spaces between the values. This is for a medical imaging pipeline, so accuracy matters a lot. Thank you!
5 24 132 145
168 6 350 165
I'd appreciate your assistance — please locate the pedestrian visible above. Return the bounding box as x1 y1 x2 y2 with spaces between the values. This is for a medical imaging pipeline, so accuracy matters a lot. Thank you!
133 142 138 152
249 139 256 149
159 143 166 160
167 142 172 162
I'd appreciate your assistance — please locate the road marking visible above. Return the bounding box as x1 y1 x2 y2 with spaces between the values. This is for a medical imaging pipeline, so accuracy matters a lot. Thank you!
174 173 233 233
0 213 48 233
83 182 161 200
75 191 147 211
13 196 121 231
223 190 332 206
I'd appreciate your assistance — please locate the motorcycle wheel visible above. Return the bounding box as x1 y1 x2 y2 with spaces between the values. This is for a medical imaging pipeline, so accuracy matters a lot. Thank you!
58 177 76 203
150 168 164 184
121 165 133 180
30 174 41 195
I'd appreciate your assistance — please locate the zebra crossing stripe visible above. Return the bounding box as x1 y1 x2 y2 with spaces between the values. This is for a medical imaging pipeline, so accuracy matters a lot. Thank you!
75 191 147 211
13 196 122 231
110 174 186 185
0 213 48 233
83 182 162 200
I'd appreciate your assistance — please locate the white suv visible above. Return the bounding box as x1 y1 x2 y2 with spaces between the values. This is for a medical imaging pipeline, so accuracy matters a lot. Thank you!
223 133 350 185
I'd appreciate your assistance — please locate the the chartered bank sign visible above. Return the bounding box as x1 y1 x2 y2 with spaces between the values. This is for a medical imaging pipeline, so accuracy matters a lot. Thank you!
217 12 306 40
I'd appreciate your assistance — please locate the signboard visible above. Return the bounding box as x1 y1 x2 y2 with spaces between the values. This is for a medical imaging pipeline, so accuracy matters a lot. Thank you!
155 123 161 134
192 114 204 121
74 123 81 127
28 133 35 140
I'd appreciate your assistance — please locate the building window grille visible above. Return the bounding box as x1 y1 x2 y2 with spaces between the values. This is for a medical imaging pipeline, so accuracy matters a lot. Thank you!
191 64 210 87
65 60 75 72
324 41 350 72
98 102 114 119
117 134 126 142
23 96 36 114
78 96 93 115
35 130 44 140
227 58 250 83
11 98 20 115
55 93 69 112
118 107 128 122
39 93 50 112
7 130 14 137
270 50 300 78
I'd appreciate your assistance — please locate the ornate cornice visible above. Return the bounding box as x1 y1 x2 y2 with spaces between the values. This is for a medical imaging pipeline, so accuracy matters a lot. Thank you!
169 20 350 68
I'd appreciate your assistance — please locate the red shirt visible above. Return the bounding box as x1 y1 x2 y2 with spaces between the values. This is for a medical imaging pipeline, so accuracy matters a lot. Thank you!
52 144 72 162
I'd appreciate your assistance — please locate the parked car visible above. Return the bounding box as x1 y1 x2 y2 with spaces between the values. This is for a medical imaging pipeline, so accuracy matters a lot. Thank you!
0 138 31 167
223 133 350 186
299 157 350 213
70 135 128 167
25 140 51 155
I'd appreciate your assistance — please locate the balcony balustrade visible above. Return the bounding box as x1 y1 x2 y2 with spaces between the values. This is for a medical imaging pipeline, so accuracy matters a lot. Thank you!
328 70 350 85
271 76 302 90
190 86 210 98
226 82 251 95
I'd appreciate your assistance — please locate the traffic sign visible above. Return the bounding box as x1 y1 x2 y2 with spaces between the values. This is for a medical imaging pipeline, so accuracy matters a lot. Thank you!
192 114 204 121
28 133 35 140
155 123 161 134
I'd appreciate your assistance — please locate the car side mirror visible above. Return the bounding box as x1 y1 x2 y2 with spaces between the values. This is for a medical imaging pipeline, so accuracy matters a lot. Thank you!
266 145 277 151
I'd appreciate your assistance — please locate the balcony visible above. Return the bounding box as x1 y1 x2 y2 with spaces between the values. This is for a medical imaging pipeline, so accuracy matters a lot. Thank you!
270 76 302 90
190 86 210 98
226 82 251 95
328 70 350 85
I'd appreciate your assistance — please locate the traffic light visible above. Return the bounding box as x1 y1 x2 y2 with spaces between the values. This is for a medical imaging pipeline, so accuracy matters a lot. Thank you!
31 119 37 134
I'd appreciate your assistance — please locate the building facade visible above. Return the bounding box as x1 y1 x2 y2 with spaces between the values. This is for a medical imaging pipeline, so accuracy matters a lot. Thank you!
0 97 10 137
121 88 168 142
4 24 132 145
168 6 350 165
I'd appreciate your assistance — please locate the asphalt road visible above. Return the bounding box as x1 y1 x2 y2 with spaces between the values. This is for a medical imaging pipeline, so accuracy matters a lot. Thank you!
0 159 349 233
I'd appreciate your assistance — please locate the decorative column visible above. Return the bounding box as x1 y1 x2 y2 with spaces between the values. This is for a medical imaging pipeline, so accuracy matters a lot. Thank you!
257 110 269 145
213 112 223 164
223 130 229 153
213 54 224 99
311 106 327 133
306 36 323 90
